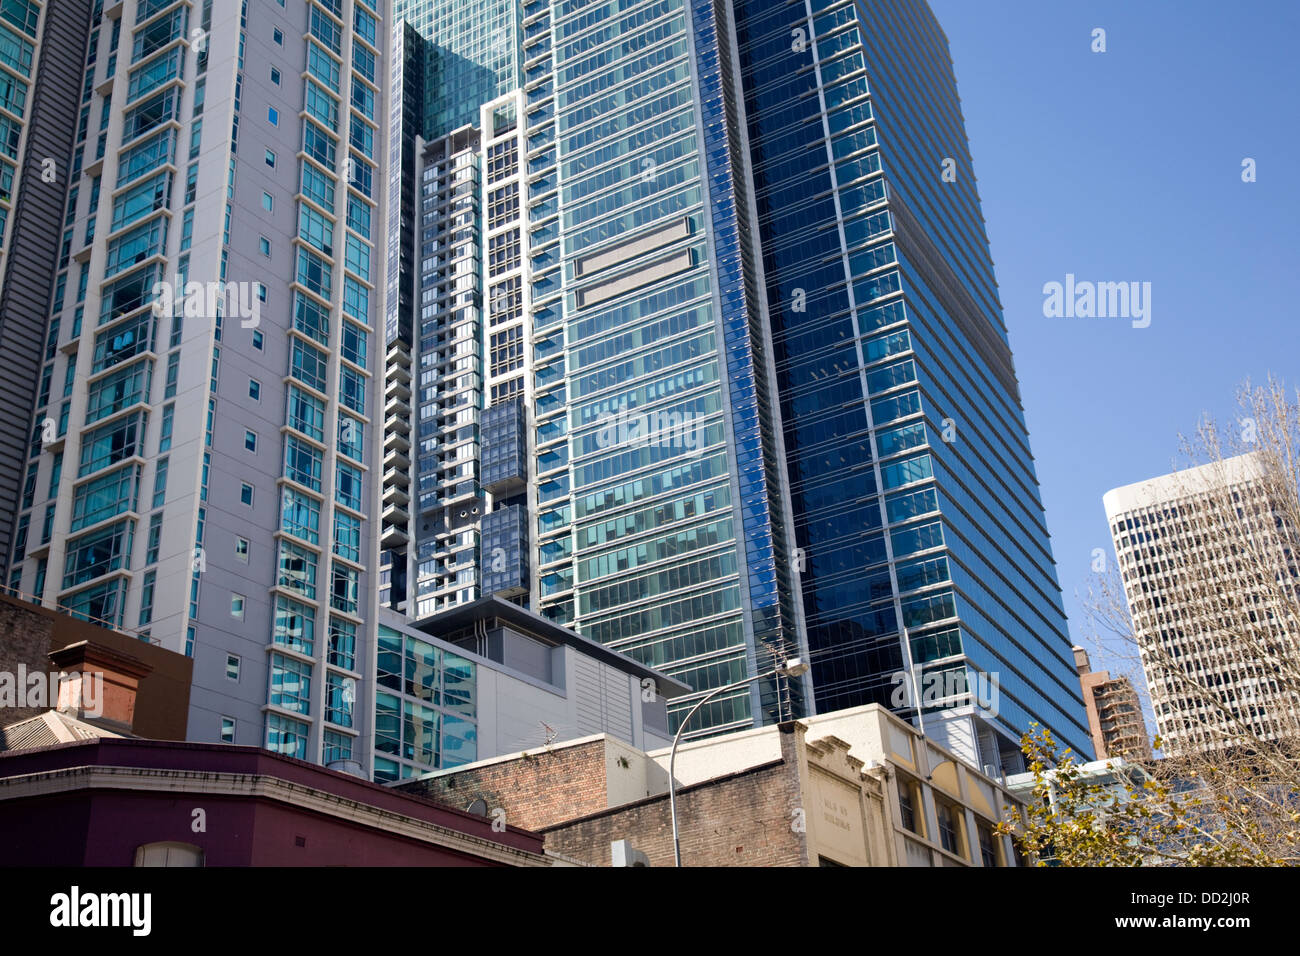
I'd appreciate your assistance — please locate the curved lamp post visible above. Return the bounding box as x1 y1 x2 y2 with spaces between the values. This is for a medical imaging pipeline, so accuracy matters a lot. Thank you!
668 657 809 867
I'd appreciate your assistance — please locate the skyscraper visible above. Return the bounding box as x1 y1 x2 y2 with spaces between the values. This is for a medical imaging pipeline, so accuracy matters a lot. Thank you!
4 0 386 768
517 0 809 741
379 0 525 620
1105 454 1300 754
0 0 96 574
379 0 1092 771
393 0 521 141
511 0 1091 767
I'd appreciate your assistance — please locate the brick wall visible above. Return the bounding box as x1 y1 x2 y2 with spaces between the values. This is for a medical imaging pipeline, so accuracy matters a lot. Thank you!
0 598 55 724
541 724 809 867
411 737 612 831
0 593 193 737
410 724 817 866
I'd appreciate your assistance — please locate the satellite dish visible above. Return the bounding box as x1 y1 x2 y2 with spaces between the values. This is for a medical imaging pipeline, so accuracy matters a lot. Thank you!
466 798 489 816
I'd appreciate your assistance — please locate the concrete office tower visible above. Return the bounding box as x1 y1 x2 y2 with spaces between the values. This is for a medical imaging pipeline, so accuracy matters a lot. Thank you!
4 0 387 769
509 0 1089 767
1104 454 1300 754
1073 646 1150 761
0 0 97 574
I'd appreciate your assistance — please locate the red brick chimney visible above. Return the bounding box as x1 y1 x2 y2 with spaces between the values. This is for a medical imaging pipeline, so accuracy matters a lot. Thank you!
47 641 153 733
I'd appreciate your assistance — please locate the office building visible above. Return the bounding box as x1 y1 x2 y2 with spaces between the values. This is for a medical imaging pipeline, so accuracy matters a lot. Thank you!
377 0 1093 772
369 596 688 782
1073 645 1150 761
1104 453 1300 753
0 0 98 574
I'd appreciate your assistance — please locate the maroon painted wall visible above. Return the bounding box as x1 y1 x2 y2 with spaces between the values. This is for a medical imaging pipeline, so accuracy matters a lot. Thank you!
0 739 544 866
1 790 506 866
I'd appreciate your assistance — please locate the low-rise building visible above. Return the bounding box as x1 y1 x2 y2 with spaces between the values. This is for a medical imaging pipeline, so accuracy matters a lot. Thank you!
0 618 552 867
0 738 550 866
403 704 1023 866
369 598 689 782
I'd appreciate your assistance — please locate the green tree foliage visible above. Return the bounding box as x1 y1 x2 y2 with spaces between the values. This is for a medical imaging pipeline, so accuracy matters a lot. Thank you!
997 725 1300 866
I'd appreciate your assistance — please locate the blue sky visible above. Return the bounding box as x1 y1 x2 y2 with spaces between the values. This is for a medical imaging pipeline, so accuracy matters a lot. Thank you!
928 0 1300 672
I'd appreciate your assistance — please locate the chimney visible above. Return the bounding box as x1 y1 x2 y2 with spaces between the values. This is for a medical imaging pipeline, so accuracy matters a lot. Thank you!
47 641 153 733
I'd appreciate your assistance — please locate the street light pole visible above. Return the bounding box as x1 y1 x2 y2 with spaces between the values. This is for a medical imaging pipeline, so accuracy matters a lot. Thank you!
902 626 926 736
668 657 808 867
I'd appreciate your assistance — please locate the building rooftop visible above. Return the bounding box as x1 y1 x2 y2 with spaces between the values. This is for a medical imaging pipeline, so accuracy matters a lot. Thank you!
1103 452 1264 515
0 710 126 753
411 596 693 698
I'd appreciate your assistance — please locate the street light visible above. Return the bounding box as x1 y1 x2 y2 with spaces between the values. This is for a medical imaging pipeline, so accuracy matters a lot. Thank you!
668 656 810 867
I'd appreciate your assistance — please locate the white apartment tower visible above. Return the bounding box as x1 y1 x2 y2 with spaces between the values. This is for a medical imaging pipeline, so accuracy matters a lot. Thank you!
5 0 388 771
379 88 536 620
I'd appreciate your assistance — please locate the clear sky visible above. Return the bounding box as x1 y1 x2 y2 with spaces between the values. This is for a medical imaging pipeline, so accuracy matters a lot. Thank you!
928 0 1300 674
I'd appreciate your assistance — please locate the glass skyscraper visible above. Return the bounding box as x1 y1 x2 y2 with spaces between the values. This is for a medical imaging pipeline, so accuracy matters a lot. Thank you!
394 0 522 139
518 0 808 736
374 0 1092 773
727 0 1092 766
498 0 1091 765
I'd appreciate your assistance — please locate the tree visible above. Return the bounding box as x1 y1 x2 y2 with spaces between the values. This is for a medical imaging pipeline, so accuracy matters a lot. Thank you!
1003 378 1300 865
997 724 1298 866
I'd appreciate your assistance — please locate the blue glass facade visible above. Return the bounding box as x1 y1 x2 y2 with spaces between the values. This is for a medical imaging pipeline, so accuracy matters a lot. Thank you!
524 0 803 736
689 0 806 725
385 0 1090 761
395 0 522 139
375 623 478 781
730 0 1091 762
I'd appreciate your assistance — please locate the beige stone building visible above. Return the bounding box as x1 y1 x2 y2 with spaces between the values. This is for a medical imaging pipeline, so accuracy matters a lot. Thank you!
1104 453 1300 753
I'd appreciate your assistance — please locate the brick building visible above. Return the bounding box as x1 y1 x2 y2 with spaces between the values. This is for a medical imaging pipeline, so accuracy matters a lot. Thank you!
1073 646 1151 761
405 705 1020 866
0 592 192 737
542 727 893 867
